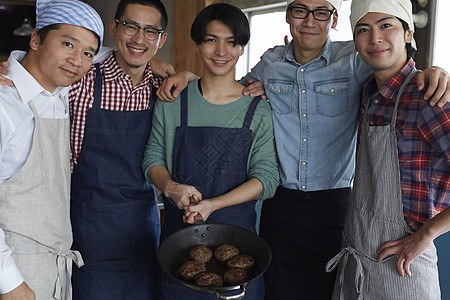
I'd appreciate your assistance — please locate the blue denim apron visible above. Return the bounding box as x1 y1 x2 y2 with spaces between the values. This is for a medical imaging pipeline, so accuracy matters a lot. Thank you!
157 88 264 300
70 64 160 300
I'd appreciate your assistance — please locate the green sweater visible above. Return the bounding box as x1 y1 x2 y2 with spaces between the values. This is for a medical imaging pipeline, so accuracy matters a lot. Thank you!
142 80 279 200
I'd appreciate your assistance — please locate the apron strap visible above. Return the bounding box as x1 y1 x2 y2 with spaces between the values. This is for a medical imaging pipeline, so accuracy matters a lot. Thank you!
93 63 102 110
242 96 262 130
391 69 419 126
53 250 84 300
326 235 377 300
179 88 188 127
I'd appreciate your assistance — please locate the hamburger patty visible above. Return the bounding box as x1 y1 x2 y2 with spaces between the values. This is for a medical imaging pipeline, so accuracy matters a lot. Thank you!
189 245 213 263
194 272 224 287
224 268 248 285
214 244 239 262
226 254 255 270
178 261 206 280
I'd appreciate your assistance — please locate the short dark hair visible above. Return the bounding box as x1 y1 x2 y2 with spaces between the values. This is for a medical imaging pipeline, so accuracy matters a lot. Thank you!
397 17 416 59
37 24 101 54
37 24 61 43
190 3 250 46
115 0 168 30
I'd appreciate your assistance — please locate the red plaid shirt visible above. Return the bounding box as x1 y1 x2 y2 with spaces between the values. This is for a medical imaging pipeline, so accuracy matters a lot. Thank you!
69 51 162 170
361 59 450 231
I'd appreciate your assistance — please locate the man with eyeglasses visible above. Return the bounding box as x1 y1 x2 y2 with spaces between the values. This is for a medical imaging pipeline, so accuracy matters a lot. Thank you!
67 0 168 299
237 0 450 299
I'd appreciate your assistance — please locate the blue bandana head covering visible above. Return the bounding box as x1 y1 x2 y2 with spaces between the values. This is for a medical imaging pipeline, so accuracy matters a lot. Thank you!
36 0 104 48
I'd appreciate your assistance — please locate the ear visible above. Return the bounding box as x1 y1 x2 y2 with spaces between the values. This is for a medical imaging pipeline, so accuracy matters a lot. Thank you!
110 19 118 39
194 41 201 54
331 11 339 29
405 30 413 43
157 32 168 49
239 45 245 56
286 10 290 25
29 29 40 51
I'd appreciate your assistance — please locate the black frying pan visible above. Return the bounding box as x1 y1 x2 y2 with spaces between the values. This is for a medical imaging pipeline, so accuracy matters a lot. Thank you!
157 224 272 300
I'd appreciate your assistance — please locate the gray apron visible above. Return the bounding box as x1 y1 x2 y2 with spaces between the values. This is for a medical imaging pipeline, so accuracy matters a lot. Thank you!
326 70 441 300
0 99 83 299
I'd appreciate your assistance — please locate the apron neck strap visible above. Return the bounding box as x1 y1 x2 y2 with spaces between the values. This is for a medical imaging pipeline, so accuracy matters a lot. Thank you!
180 88 188 127
93 63 102 110
242 96 262 130
391 69 418 126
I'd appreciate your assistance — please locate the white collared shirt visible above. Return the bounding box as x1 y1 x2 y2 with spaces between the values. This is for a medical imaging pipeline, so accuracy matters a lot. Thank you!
0 50 70 294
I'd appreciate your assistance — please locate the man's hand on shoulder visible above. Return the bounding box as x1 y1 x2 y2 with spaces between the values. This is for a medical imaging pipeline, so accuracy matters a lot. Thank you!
0 61 13 87
1 282 35 300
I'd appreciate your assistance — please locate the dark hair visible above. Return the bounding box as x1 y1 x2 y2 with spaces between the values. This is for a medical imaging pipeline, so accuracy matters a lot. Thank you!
397 17 416 59
37 23 101 54
190 3 250 46
37 24 61 43
115 0 168 30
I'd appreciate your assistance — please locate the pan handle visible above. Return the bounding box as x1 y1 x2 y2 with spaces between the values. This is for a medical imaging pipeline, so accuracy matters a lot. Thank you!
215 285 245 300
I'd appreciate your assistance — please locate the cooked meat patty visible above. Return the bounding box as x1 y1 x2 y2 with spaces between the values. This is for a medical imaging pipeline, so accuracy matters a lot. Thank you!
178 261 206 280
224 268 248 285
214 244 239 262
189 245 213 263
226 254 255 270
193 272 224 287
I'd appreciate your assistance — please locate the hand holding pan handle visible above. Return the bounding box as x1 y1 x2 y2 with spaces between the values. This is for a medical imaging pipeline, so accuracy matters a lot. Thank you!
189 194 204 225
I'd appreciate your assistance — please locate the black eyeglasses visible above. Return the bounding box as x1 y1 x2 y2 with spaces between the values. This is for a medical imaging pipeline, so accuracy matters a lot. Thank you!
288 6 336 21
115 19 164 41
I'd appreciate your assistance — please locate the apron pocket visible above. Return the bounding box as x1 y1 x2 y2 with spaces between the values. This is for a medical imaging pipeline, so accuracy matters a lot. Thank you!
84 200 154 263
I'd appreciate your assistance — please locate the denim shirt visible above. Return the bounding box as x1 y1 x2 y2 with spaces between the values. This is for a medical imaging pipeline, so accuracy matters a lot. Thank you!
241 38 372 191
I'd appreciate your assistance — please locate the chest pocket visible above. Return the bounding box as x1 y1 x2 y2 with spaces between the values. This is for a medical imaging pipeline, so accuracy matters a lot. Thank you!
315 78 350 117
266 79 294 114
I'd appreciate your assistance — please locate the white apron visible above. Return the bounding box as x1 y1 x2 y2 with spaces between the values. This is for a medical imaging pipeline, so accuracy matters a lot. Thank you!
326 70 441 300
0 100 83 299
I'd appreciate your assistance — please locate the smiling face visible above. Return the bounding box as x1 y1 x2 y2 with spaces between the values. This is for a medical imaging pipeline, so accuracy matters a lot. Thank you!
286 0 338 63
110 3 167 75
354 12 412 85
194 20 244 79
25 24 98 92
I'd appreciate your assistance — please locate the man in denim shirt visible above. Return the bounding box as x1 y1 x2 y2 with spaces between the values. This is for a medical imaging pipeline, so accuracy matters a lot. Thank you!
239 0 450 299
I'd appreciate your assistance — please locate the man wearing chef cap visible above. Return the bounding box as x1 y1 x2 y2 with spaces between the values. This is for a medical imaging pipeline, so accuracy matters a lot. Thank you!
326 0 449 299
0 0 103 299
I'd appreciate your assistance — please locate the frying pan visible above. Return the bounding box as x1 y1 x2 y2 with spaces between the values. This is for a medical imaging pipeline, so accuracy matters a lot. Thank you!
157 224 272 300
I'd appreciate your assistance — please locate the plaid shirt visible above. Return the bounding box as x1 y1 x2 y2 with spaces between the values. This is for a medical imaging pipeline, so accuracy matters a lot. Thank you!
362 59 450 231
69 51 162 170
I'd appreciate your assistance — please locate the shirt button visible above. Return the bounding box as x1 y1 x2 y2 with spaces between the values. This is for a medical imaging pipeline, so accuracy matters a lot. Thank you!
331 89 335 93
302 90 306 94
374 100 379 104
302 161 307 166
300 68 305 72
302 113 307 117
303 138 307 142
302 185 306 189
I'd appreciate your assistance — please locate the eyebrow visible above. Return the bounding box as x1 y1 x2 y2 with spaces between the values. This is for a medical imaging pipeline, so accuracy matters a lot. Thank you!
204 33 236 40
355 16 396 28
290 4 332 9
62 34 97 53
124 19 161 30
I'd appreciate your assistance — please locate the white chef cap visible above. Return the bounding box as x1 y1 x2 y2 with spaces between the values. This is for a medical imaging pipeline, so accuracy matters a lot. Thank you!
287 0 343 13
350 0 415 49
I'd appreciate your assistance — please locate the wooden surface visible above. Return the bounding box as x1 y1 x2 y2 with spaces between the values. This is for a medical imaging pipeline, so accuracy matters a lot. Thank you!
173 0 223 76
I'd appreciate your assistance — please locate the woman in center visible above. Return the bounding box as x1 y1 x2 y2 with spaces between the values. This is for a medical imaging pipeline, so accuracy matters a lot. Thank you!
142 3 279 299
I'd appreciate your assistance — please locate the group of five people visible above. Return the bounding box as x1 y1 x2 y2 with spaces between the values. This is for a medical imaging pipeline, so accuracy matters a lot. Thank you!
0 0 448 299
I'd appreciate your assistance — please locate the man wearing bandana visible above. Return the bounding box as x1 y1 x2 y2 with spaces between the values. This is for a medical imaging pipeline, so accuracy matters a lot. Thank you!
0 0 103 299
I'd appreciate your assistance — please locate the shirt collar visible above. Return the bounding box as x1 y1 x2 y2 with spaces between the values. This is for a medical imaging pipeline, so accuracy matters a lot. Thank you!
284 37 332 65
101 50 161 88
365 58 416 100
8 50 70 104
